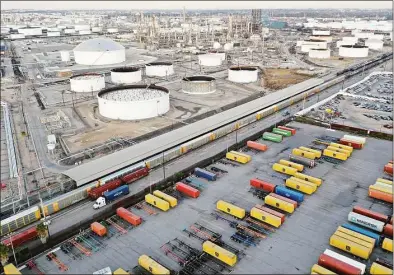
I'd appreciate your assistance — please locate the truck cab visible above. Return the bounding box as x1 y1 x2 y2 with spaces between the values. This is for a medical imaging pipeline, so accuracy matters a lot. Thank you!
93 197 106 209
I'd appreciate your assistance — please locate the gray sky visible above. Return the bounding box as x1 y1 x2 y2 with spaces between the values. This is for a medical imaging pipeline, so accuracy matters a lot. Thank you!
2 1 392 10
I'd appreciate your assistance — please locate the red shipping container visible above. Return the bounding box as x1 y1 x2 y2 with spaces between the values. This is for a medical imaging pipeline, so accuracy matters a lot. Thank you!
352 206 389 223
116 207 142 226
250 178 276 193
246 141 268 152
384 164 393 175
277 126 296 135
121 167 149 183
269 193 298 208
2 227 37 248
369 189 393 203
339 138 363 149
91 222 107 237
175 182 200 198
255 204 285 223
383 224 393 237
318 254 361 275
88 178 123 200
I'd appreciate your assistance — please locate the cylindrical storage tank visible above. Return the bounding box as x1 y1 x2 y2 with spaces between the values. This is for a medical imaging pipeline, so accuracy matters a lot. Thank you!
47 32 60 37
9 34 25 39
309 36 333 42
73 38 125 65
47 27 60 32
18 27 42 36
339 45 369 58
312 30 330 36
98 84 170 120
182 76 216 94
309 49 331 59
60 51 70 62
111 67 142 84
337 40 356 48
213 42 221 49
74 24 90 31
301 43 327 53
70 73 105 93
228 66 258 83
91 27 102 33
107 28 119 33
365 39 384 50
64 28 76 34
1 27 10 34
198 54 222 66
79 30 92 35
145 62 174 77
223 43 233 51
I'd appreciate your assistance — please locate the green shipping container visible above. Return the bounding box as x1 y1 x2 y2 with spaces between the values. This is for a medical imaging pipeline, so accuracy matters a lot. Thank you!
262 132 283 143
272 128 292 137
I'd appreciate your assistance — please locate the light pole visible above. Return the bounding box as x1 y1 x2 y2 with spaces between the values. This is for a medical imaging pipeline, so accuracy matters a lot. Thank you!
162 151 166 180
8 234 17 266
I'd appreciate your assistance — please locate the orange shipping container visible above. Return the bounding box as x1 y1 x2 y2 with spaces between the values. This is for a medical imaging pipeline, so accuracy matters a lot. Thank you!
91 222 107 237
116 207 142 226
247 141 267 152
384 164 393 175
368 188 393 203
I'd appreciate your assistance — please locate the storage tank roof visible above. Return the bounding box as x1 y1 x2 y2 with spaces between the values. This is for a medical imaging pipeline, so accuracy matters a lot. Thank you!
74 38 124 52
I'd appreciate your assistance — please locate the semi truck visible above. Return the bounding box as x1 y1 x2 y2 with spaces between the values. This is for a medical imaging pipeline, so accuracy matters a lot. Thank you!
93 185 129 209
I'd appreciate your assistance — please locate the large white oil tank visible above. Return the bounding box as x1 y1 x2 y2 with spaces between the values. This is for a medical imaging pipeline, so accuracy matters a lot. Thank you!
74 25 90 31
309 36 332 42
47 27 61 32
79 30 92 35
223 43 233 51
182 76 216 94
312 30 330 36
92 27 102 33
10 34 25 39
18 27 42 36
198 54 222 66
60 51 70 62
145 62 174 77
228 66 258 83
73 38 125 65
336 40 356 48
111 67 142 84
309 49 331 59
107 28 119 33
365 39 384 50
213 42 221 49
47 32 60 37
70 73 106 93
64 29 76 34
339 45 369 58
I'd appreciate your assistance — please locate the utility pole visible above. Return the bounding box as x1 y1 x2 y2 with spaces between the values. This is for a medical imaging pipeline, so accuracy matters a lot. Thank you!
8 234 17 266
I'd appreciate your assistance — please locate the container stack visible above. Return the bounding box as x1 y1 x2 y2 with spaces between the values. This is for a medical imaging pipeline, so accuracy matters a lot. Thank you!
384 160 393 175
369 177 393 203
226 151 252 164
144 190 178 212
339 134 366 150
246 140 268 152
262 125 296 143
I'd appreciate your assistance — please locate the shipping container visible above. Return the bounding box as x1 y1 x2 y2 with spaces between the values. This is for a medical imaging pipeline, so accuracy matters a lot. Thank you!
116 207 142 226
175 182 200 198
216 200 246 219
289 154 316 168
138 255 170 275
348 212 385 232
113 268 130 275
323 249 366 274
368 188 393 203
352 206 389 223
384 164 393 175
279 159 304 172
333 231 373 252
145 194 170 211
329 234 371 260
264 195 295 213
285 177 316 195
194 167 217 181
278 125 296 135
343 135 366 144
269 193 298 208
232 151 252 161
336 227 376 247
383 224 393 237
274 185 304 203
341 223 381 246
247 141 268 152
91 222 107 236
310 264 337 275
262 132 283 143
339 139 363 149
376 178 393 186
323 149 348 161
88 178 124 200
318 254 362 275
153 190 178 207
121 167 149 183
2 227 37 248
292 148 316 160
250 178 276 193
250 207 282 228
272 163 298 176
294 172 322 186
273 128 292 137
370 262 392 275
369 183 392 194
299 146 322 158
254 205 286 223
202 241 237 267
382 238 393 252
226 151 251 164
3 264 22 275
103 185 129 201
329 142 353 153
326 146 351 157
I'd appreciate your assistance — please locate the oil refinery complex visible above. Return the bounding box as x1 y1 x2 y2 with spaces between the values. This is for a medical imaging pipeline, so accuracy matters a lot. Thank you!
0 6 393 275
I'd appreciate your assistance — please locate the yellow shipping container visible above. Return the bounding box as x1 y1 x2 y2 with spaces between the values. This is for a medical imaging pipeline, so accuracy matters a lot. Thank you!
336 226 376 247
113 268 131 275
382 238 393 253
333 231 374 251
370 262 393 275
329 234 371 260
299 147 322 158
226 151 250 164
285 178 316 195
264 195 295 213
326 146 351 157
138 255 170 275
216 200 246 219
376 178 393 185
292 148 316 160
3 264 21 275
290 176 319 188
294 172 322 187
145 194 170 212
250 207 282 228
311 264 337 275
279 159 304 172
231 151 251 161
323 149 348 161
202 241 237 267
153 190 178 207
369 184 393 195
272 163 298 176
330 142 353 153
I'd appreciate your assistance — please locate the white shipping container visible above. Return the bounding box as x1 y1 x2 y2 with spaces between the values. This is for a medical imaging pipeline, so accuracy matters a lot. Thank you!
323 249 366 274
343 135 366 144
348 212 384 232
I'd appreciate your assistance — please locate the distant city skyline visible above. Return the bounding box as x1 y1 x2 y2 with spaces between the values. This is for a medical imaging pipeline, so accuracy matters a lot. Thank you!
2 1 392 10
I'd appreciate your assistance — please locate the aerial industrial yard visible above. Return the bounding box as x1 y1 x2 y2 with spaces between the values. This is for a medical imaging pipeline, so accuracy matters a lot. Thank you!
0 2 393 275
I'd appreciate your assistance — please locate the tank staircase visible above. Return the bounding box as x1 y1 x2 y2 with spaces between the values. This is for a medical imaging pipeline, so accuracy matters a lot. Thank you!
69 239 92 256
106 217 128 234
47 252 68 271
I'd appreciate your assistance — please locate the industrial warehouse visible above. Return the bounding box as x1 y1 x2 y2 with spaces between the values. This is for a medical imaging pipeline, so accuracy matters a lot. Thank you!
0 4 393 275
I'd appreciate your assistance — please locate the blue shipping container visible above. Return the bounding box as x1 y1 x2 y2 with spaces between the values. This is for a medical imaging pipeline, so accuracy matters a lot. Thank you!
274 186 304 203
341 223 381 246
104 185 129 201
194 167 217 181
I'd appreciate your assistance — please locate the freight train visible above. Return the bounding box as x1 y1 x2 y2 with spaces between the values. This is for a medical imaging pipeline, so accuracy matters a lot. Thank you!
1 53 391 238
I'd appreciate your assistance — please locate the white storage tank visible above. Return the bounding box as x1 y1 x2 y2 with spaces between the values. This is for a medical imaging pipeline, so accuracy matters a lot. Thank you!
309 48 331 59
339 45 369 58
1 27 10 34
18 27 42 36
312 30 330 36
9 34 25 39
47 32 60 37
111 67 142 84
98 84 170 120
75 25 90 31
365 39 384 50
213 42 221 49
336 40 356 48
107 28 119 33
47 27 61 32
60 51 70 62
73 38 125 65
228 66 258 83
145 62 174 77
198 53 222 66
309 36 332 42
223 43 233 51
64 28 76 34
70 73 106 93
92 27 102 33
79 30 92 35
182 76 216 94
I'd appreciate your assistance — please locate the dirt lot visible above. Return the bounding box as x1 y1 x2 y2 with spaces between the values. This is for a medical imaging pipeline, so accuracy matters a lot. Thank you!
262 68 312 90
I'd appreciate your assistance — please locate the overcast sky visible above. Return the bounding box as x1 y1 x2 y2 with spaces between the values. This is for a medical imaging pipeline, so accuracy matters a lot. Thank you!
2 1 392 10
